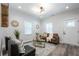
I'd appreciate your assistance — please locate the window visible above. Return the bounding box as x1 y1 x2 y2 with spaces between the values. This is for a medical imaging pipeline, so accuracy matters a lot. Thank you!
67 21 75 27
64 20 75 27
45 23 53 33
24 22 32 34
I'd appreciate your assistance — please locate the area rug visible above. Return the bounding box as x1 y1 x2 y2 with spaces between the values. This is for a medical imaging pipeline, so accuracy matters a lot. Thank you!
24 42 57 56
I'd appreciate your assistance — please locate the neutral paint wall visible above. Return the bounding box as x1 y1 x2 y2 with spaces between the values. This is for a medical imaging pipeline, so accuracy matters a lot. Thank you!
40 8 79 46
9 8 40 42
1 5 40 48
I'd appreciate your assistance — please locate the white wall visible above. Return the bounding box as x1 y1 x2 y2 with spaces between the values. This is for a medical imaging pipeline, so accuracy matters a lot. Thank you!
0 5 40 48
40 8 79 46
8 8 40 42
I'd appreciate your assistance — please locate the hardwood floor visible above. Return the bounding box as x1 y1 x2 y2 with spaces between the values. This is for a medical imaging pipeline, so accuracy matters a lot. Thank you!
49 43 79 56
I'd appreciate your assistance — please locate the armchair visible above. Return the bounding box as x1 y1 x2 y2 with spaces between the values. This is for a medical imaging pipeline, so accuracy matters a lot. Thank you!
51 33 60 44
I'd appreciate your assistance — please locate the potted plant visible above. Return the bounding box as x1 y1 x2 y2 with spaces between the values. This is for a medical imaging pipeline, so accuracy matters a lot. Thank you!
14 30 20 39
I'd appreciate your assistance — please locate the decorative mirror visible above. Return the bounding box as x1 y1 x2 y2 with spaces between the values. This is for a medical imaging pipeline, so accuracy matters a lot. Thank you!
11 20 19 27
36 25 39 29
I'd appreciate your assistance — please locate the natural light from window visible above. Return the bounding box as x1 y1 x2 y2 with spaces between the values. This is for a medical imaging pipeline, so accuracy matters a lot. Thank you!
46 23 53 33
64 20 75 27
24 22 32 35
67 21 75 27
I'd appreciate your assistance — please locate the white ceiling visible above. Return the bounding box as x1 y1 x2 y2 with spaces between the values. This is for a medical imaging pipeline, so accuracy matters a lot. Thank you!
9 3 79 19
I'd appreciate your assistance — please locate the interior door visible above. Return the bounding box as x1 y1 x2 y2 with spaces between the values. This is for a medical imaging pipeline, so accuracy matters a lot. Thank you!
63 18 78 45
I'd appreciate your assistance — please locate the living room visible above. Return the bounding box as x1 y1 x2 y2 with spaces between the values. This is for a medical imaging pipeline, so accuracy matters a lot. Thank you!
0 3 79 56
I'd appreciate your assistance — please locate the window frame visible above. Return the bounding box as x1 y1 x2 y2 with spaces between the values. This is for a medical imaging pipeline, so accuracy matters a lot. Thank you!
24 22 33 35
45 23 53 33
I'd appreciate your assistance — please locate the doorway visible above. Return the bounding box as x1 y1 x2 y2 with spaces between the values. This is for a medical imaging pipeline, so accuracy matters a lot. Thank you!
63 18 79 45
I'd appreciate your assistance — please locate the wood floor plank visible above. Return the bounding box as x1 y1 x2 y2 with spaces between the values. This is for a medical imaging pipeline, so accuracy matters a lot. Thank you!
50 43 79 56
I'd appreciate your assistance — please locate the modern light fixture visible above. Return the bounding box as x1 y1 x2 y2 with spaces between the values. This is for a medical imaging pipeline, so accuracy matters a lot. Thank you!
40 6 44 13
66 6 69 9
32 3 51 15
39 3 51 13
18 6 22 9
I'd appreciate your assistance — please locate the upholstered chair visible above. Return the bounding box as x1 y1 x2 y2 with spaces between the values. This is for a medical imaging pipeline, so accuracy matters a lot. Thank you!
51 33 60 44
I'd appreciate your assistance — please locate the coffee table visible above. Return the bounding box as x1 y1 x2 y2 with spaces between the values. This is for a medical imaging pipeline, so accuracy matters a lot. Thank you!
33 39 45 48
22 45 36 56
